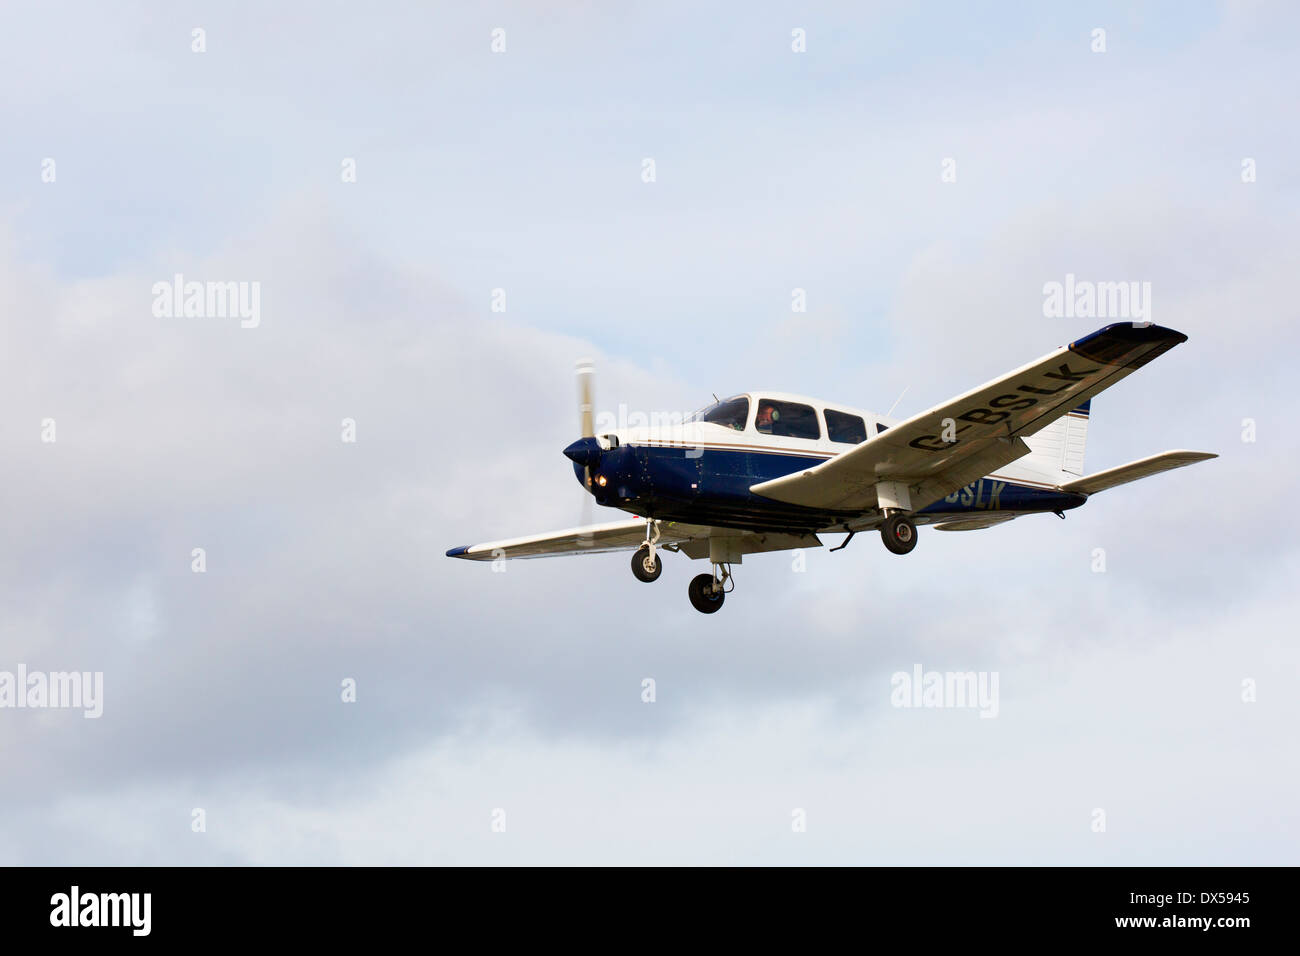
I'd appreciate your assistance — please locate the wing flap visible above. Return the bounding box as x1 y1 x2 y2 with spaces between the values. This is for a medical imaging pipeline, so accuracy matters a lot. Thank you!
933 514 1019 531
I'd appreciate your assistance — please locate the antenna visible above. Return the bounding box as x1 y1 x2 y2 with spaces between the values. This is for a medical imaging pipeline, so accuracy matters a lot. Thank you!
886 385 910 419
712 392 720 403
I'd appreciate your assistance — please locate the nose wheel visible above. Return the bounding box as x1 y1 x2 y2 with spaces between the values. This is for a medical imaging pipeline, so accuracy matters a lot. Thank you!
631 546 662 582
630 518 664 582
688 563 730 613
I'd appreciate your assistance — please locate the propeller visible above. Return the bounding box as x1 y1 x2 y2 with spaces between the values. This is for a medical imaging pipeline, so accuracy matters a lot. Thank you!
577 359 595 441
574 360 596 543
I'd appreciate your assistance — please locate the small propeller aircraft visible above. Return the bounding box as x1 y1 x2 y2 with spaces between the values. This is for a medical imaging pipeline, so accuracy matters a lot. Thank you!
448 323 1215 613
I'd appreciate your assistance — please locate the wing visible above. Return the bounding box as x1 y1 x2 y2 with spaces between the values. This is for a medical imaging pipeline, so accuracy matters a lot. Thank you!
751 323 1189 512
447 518 822 562
446 518 702 561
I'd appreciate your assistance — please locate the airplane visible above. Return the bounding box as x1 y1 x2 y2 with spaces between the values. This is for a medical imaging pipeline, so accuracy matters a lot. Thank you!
447 322 1216 613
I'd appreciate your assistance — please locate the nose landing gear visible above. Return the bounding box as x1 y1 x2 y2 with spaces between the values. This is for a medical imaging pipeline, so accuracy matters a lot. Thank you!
631 518 663 582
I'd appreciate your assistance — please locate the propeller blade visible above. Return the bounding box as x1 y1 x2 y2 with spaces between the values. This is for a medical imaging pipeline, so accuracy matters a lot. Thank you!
576 359 595 438
574 358 598 541
575 359 597 544
578 482 594 546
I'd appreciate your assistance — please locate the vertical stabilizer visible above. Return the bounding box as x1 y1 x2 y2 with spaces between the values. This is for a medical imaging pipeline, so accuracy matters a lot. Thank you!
1025 399 1090 477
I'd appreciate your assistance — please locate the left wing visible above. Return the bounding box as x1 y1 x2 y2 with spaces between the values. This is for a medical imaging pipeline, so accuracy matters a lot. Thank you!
751 323 1189 513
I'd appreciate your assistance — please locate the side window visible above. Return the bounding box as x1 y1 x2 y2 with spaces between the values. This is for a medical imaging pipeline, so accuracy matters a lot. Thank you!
825 409 867 444
755 399 820 440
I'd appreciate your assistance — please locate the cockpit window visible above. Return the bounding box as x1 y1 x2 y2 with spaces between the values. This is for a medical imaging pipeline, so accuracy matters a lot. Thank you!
755 399 820 440
688 396 749 431
825 409 868 444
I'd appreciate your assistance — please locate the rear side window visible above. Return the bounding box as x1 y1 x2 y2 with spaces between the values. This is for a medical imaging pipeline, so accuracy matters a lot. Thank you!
755 399 820 440
825 409 867 444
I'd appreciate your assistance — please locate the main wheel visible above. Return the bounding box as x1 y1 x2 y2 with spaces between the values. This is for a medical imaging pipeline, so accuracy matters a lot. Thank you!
631 546 662 582
688 573 725 613
881 514 918 555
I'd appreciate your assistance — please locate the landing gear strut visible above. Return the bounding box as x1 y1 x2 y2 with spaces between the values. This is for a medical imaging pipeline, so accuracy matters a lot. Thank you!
881 513 918 555
688 563 730 614
631 519 663 582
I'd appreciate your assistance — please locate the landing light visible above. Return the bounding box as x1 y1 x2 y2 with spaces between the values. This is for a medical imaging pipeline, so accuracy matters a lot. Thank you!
596 475 608 487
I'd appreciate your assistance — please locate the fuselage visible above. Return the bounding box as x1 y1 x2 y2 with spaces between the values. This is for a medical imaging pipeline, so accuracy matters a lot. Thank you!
568 391 1086 535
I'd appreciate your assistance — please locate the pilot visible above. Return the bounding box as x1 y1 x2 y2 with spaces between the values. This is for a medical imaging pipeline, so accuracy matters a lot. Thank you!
756 403 778 432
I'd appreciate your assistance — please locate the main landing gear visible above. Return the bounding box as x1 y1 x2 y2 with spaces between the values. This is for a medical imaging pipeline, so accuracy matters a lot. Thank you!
629 517 733 613
631 518 663 582
880 513 918 555
688 564 730 614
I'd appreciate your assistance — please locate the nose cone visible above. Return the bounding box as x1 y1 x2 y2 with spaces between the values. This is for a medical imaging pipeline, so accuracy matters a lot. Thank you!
563 436 603 467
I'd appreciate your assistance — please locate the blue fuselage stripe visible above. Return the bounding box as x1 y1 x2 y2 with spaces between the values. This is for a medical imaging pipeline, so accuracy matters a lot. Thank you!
579 444 1085 533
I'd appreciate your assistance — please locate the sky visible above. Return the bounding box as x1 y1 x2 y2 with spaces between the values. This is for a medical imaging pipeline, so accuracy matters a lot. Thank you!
1 1 1297 864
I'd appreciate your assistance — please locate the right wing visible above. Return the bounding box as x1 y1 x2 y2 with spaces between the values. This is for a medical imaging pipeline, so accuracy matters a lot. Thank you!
446 518 822 562
1059 450 1216 496
446 518 702 561
751 323 1189 513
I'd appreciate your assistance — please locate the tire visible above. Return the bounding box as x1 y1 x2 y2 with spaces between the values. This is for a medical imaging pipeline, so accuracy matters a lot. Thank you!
631 546 662 582
688 573 725 613
881 514 918 555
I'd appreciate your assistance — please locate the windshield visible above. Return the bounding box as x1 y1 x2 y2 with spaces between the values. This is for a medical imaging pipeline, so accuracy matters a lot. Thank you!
687 396 749 431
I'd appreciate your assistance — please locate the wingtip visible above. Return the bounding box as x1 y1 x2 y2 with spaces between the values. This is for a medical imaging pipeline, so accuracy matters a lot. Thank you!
446 546 470 558
1069 323 1188 368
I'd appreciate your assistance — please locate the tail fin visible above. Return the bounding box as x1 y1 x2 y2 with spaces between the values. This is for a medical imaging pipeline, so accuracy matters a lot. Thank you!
1026 399 1090 477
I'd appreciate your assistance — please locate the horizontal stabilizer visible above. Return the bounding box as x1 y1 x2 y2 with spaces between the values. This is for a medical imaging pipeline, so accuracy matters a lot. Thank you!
1059 450 1216 496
